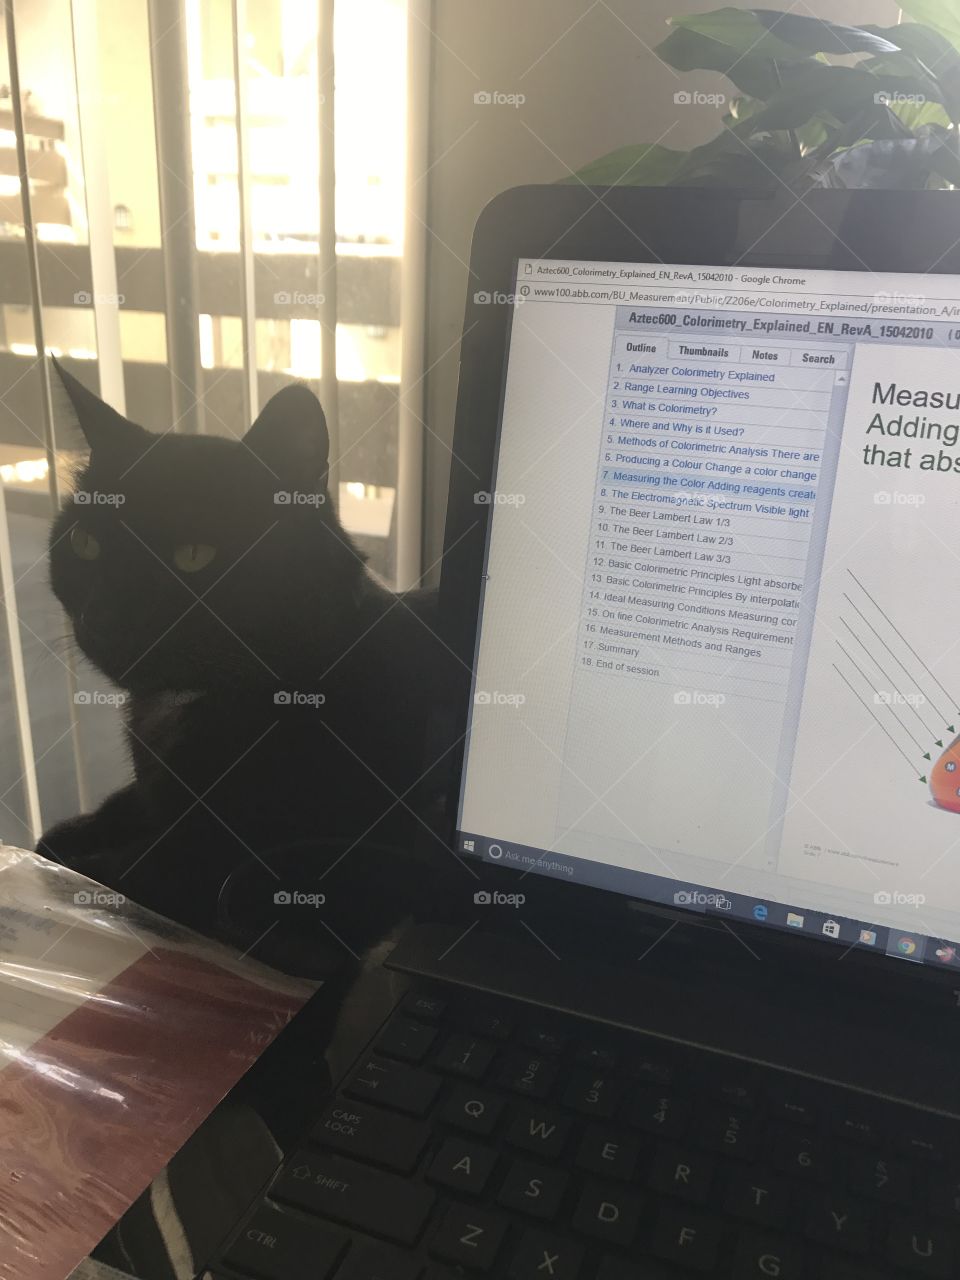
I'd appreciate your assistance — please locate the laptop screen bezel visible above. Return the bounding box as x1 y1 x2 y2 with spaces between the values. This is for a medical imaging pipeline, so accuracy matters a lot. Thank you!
434 183 960 989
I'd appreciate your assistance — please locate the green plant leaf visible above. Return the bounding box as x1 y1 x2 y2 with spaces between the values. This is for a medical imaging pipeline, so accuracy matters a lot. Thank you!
897 2 960 52
670 9 822 60
564 144 688 186
655 27 785 100
739 63 944 134
865 25 960 120
672 130 795 188
751 10 899 55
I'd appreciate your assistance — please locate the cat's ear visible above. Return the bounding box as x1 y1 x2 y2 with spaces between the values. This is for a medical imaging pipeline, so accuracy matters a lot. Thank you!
51 356 146 454
243 384 329 488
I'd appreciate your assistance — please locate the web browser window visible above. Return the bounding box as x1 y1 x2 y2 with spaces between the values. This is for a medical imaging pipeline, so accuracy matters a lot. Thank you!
458 258 960 970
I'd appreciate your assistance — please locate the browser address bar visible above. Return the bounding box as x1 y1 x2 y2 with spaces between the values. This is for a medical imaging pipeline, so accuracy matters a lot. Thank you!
518 278 960 322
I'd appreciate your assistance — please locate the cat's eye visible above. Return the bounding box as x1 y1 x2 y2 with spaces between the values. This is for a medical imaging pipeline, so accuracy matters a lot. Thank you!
70 525 100 561
173 543 217 573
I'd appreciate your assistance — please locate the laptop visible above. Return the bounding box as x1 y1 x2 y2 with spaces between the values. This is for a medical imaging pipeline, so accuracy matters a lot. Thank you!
145 185 960 1279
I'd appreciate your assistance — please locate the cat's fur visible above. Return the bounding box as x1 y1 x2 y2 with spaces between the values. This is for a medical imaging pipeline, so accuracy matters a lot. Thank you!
39 363 459 950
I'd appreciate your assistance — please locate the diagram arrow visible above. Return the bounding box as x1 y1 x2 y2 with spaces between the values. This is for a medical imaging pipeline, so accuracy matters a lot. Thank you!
833 664 926 782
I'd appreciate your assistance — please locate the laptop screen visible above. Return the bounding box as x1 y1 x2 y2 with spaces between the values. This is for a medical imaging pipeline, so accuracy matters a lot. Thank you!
456 256 960 970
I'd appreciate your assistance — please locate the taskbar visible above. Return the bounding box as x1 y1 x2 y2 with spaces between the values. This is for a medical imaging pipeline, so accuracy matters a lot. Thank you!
456 830 960 973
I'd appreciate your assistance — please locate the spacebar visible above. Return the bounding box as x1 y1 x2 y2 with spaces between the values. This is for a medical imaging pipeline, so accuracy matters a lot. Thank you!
272 1151 435 1246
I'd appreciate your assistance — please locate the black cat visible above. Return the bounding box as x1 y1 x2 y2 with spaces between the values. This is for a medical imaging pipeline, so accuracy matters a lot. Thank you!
39 362 462 953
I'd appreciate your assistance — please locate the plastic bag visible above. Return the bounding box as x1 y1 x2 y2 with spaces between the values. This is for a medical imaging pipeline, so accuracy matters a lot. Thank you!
0 846 316 1280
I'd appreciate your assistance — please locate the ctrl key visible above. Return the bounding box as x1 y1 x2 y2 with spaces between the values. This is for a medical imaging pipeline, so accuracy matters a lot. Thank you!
221 1203 347 1279
273 1151 435 1247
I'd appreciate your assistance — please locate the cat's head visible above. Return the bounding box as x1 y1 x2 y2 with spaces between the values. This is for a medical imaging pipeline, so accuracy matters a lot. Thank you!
49 361 366 694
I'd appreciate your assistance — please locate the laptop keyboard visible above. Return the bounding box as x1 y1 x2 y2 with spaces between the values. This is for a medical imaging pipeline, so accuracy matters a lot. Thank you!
207 986 960 1279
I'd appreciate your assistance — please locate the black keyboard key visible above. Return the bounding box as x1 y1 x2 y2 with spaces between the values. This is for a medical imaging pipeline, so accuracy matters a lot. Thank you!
628 1053 674 1084
498 1052 559 1099
430 1204 507 1272
375 1015 438 1064
572 1181 642 1247
223 1204 347 1279
497 1160 568 1220
651 1206 721 1271
440 1084 505 1136
767 1123 823 1181
699 1107 756 1158
888 1217 955 1277
336 1242 422 1280
560 1070 623 1119
401 991 447 1021
723 1168 788 1228
456 1006 514 1040
311 1101 428 1173
426 1138 498 1195
836 1114 881 1146
506 1107 572 1159
625 1087 688 1138
805 1194 872 1254
273 1152 434 1246
434 1033 495 1080
575 1041 619 1071
508 1231 583 1280
848 1152 910 1205
647 1143 715 1204
518 1025 569 1055
576 1125 639 1180
705 1073 758 1112
768 1095 817 1127
733 1232 804 1279
819 1259 883 1280
344 1057 441 1117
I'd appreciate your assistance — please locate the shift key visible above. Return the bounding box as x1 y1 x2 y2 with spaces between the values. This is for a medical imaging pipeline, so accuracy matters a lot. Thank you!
311 1099 429 1172
274 1151 435 1246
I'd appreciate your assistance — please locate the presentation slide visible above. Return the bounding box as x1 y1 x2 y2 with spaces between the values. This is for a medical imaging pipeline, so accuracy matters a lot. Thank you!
779 344 960 910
